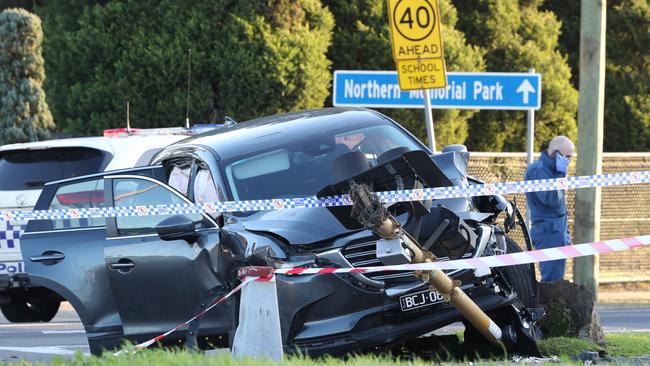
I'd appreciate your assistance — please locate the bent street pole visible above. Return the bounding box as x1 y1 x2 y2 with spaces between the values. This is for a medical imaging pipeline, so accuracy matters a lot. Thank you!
349 182 503 345
574 0 606 299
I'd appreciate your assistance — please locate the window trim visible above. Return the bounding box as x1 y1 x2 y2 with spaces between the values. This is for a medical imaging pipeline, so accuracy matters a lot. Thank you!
156 146 228 203
22 226 106 236
188 162 199 202
104 174 218 238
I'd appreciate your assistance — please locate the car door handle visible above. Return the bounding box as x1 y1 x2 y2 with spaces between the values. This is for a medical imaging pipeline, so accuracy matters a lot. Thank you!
110 263 135 270
30 252 65 264
110 260 136 273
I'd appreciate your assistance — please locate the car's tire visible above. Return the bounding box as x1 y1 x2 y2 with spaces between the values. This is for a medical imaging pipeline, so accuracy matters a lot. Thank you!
463 236 539 347
500 236 539 308
1 297 60 322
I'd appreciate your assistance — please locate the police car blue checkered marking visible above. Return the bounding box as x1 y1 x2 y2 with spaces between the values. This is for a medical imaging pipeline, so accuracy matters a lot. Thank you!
0 222 26 248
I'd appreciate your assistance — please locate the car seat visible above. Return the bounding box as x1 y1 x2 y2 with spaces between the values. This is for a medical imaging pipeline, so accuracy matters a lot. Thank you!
377 147 411 165
331 151 370 182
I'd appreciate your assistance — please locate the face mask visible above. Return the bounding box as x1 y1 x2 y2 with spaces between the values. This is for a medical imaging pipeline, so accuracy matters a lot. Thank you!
555 153 570 174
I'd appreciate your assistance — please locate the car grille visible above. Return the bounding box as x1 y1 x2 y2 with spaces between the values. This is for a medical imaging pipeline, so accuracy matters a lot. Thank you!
341 241 414 282
340 241 473 283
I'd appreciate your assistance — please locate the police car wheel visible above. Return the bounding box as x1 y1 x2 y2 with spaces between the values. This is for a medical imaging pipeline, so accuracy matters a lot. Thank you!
0 297 60 322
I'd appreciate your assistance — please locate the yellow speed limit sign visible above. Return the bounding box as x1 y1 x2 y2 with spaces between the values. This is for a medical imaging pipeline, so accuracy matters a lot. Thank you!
387 0 447 90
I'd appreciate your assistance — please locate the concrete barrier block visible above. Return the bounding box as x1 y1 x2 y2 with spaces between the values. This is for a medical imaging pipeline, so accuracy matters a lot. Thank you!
232 277 283 360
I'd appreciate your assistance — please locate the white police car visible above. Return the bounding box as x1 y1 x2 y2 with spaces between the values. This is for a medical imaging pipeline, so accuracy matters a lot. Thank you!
0 126 218 322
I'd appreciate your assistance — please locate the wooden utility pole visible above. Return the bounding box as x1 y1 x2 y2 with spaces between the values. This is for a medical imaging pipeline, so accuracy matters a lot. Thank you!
573 0 606 299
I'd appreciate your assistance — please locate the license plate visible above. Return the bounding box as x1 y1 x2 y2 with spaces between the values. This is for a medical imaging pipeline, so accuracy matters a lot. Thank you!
399 290 445 312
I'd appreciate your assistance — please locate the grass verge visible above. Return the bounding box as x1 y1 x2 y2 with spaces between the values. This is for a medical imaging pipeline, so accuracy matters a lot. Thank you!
27 333 650 366
605 333 650 357
538 337 602 356
538 332 650 357
47 350 561 366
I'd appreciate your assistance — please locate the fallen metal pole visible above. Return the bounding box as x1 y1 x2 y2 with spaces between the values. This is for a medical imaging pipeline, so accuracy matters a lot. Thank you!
350 182 503 345
409 240 502 344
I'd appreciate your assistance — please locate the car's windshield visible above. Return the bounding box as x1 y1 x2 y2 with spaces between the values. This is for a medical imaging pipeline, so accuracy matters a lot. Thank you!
221 124 423 201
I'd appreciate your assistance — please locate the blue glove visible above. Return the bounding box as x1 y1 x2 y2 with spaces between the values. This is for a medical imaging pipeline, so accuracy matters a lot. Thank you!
555 153 570 175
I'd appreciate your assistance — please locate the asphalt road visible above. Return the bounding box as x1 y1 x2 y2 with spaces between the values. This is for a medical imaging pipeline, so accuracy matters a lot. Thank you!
0 302 87 362
598 305 650 333
0 303 648 363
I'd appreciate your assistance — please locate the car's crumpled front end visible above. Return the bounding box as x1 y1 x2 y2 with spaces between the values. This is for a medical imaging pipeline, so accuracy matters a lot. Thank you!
270 240 520 356
222 148 543 356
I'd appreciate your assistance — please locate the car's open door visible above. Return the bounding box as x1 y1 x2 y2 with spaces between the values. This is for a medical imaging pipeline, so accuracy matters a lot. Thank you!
102 174 233 347
20 165 167 353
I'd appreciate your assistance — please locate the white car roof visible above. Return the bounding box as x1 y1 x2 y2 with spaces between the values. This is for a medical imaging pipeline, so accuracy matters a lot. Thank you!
0 134 193 212
0 134 185 153
0 134 187 170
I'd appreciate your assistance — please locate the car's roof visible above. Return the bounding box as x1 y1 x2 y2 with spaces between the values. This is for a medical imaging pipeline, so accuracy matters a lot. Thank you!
170 108 402 161
0 134 187 153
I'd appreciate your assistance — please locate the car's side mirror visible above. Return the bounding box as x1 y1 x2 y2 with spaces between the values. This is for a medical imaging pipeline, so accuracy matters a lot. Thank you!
156 215 198 243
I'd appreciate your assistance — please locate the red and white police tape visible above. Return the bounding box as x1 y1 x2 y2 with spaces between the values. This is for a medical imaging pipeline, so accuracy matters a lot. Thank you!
114 281 247 355
267 235 650 275
119 234 650 354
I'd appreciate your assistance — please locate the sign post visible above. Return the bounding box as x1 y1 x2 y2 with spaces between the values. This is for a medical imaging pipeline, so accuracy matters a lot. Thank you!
525 68 536 227
387 0 447 152
423 89 436 152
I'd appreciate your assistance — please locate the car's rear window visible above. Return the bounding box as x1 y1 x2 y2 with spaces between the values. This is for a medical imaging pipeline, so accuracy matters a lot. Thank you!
0 148 112 191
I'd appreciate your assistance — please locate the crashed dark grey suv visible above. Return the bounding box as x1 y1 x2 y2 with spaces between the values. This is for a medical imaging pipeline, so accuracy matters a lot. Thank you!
20 108 541 355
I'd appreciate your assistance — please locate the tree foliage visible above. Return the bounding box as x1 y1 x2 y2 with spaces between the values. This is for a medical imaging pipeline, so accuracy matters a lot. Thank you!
544 0 650 152
37 0 333 135
453 0 578 152
0 8 53 144
324 0 484 148
325 0 578 152
604 0 650 151
0 0 41 12
18 0 646 152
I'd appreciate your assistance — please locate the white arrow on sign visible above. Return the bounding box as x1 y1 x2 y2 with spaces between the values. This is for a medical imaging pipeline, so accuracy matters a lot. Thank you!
516 79 535 104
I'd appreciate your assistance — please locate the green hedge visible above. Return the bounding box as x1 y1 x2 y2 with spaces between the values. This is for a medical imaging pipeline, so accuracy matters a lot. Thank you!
36 0 333 135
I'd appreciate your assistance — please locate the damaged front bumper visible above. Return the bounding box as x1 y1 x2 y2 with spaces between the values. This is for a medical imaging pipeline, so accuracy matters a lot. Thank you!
268 266 518 356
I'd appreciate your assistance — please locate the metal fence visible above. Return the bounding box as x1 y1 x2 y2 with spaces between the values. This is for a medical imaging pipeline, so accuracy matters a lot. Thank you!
468 152 650 283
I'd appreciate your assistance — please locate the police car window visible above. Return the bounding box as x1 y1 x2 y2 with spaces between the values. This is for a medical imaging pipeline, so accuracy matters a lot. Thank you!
112 178 204 236
48 179 106 229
